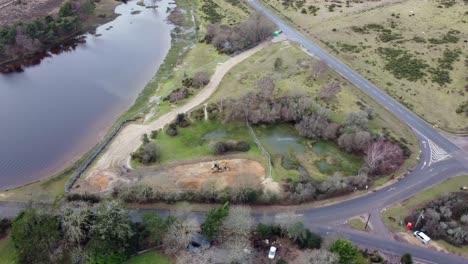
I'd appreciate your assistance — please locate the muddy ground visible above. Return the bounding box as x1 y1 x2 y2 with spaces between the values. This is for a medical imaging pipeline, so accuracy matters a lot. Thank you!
77 158 269 193
0 0 65 26
136 159 266 192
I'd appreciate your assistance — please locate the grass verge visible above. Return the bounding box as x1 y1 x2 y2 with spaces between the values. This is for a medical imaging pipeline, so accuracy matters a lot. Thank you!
124 251 172 264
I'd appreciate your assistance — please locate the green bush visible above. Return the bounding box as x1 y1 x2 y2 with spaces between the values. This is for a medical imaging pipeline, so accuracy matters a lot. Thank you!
201 203 230 240
208 140 250 155
12 208 62 264
85 239 128 264
377 47 428 81
401 253 413 264
166 123 178 136
256 223 283 240
132 142 160 164
330 239 359 264
0 218 11 238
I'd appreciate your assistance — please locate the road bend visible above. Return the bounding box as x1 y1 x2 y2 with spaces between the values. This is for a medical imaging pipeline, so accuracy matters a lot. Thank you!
247 0 461 154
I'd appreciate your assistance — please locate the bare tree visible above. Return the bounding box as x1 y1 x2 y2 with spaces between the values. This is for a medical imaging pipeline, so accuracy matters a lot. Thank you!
319 82 341 100
295 249 339 264
169 87 188 103
225 236 255 264
323 122 340 140
257 77 275 100
295 107 330 139
59 202 92 247
222 205 254 238
338 130 371 152
192 72 210 88
312 60 328 79
344 111 369 130
163 217 199 255
91 201 134 245
365 140 404 175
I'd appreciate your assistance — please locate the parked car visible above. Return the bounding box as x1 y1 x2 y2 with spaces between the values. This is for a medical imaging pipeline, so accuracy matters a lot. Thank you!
268 246 277 259
413 231 431 245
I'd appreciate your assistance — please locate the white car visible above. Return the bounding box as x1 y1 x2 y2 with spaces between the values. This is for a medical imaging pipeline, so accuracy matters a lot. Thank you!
413 231 431 245
268 246 277 259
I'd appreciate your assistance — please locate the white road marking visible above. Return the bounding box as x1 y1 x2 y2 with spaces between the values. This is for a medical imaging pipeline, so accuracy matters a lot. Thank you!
427 139 451 166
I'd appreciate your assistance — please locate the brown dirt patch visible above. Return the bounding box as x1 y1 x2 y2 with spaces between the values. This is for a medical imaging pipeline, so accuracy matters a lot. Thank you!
136 159 266 192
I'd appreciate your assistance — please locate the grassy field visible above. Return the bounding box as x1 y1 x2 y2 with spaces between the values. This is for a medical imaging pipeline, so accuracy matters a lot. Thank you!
0 235 16 264
140 41 420 185
124 252 172 264
382 175 468 255
349 218 368 232
211 41 419 171
261 0 468 133
132 120 262 168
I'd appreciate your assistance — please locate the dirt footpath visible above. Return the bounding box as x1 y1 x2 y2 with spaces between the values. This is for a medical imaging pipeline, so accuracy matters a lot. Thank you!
75 42 270 193
0 0 65 26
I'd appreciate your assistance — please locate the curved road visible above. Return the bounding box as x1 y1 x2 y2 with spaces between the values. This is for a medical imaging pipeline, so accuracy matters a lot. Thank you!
1 1 467 263
243 0 468 263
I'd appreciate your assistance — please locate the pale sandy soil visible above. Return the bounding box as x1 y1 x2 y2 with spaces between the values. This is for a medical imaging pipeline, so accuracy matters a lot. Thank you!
75 42 272 193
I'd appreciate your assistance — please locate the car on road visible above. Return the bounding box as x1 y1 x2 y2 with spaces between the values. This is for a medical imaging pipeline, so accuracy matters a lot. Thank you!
268 246 277 259
414 231 431 245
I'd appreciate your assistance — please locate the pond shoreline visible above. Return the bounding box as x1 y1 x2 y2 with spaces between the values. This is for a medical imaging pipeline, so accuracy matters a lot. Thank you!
0 0 174 191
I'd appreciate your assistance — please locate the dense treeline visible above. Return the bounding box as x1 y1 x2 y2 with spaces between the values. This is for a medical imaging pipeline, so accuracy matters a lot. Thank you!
204 12 275 54
3 201 411 264
406 192 468 247
223 91 406 175
0 0 95 61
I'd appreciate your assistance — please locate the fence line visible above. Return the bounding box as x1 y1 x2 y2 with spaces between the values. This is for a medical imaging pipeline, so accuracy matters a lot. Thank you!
65 118 137 193
246 121 272 178
65 40 270 192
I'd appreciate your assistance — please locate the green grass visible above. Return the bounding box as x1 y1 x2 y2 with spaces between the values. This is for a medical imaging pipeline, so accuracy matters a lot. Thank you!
0 235 17 264
133 120 262 166
124 252 172 264
349 218 368 232
382 176 468 255
0 160 74 202
209 41 418 182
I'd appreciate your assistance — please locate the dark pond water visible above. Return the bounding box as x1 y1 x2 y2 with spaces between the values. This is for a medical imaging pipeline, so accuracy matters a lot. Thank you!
0 0 173 189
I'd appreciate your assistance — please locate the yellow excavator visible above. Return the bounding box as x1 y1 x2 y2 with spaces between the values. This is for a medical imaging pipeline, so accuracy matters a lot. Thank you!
211 161 230 173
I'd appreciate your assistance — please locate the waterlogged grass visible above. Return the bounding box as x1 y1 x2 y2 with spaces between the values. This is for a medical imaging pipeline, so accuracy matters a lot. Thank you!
212 42 419 181
0 235 17 264
124 252 172 264
311 141 363 176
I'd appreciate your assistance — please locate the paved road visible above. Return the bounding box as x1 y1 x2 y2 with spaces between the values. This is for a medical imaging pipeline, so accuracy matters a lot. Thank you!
245 0 468 263
1 1 467 263
130 210 468 264
247 0 461 155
